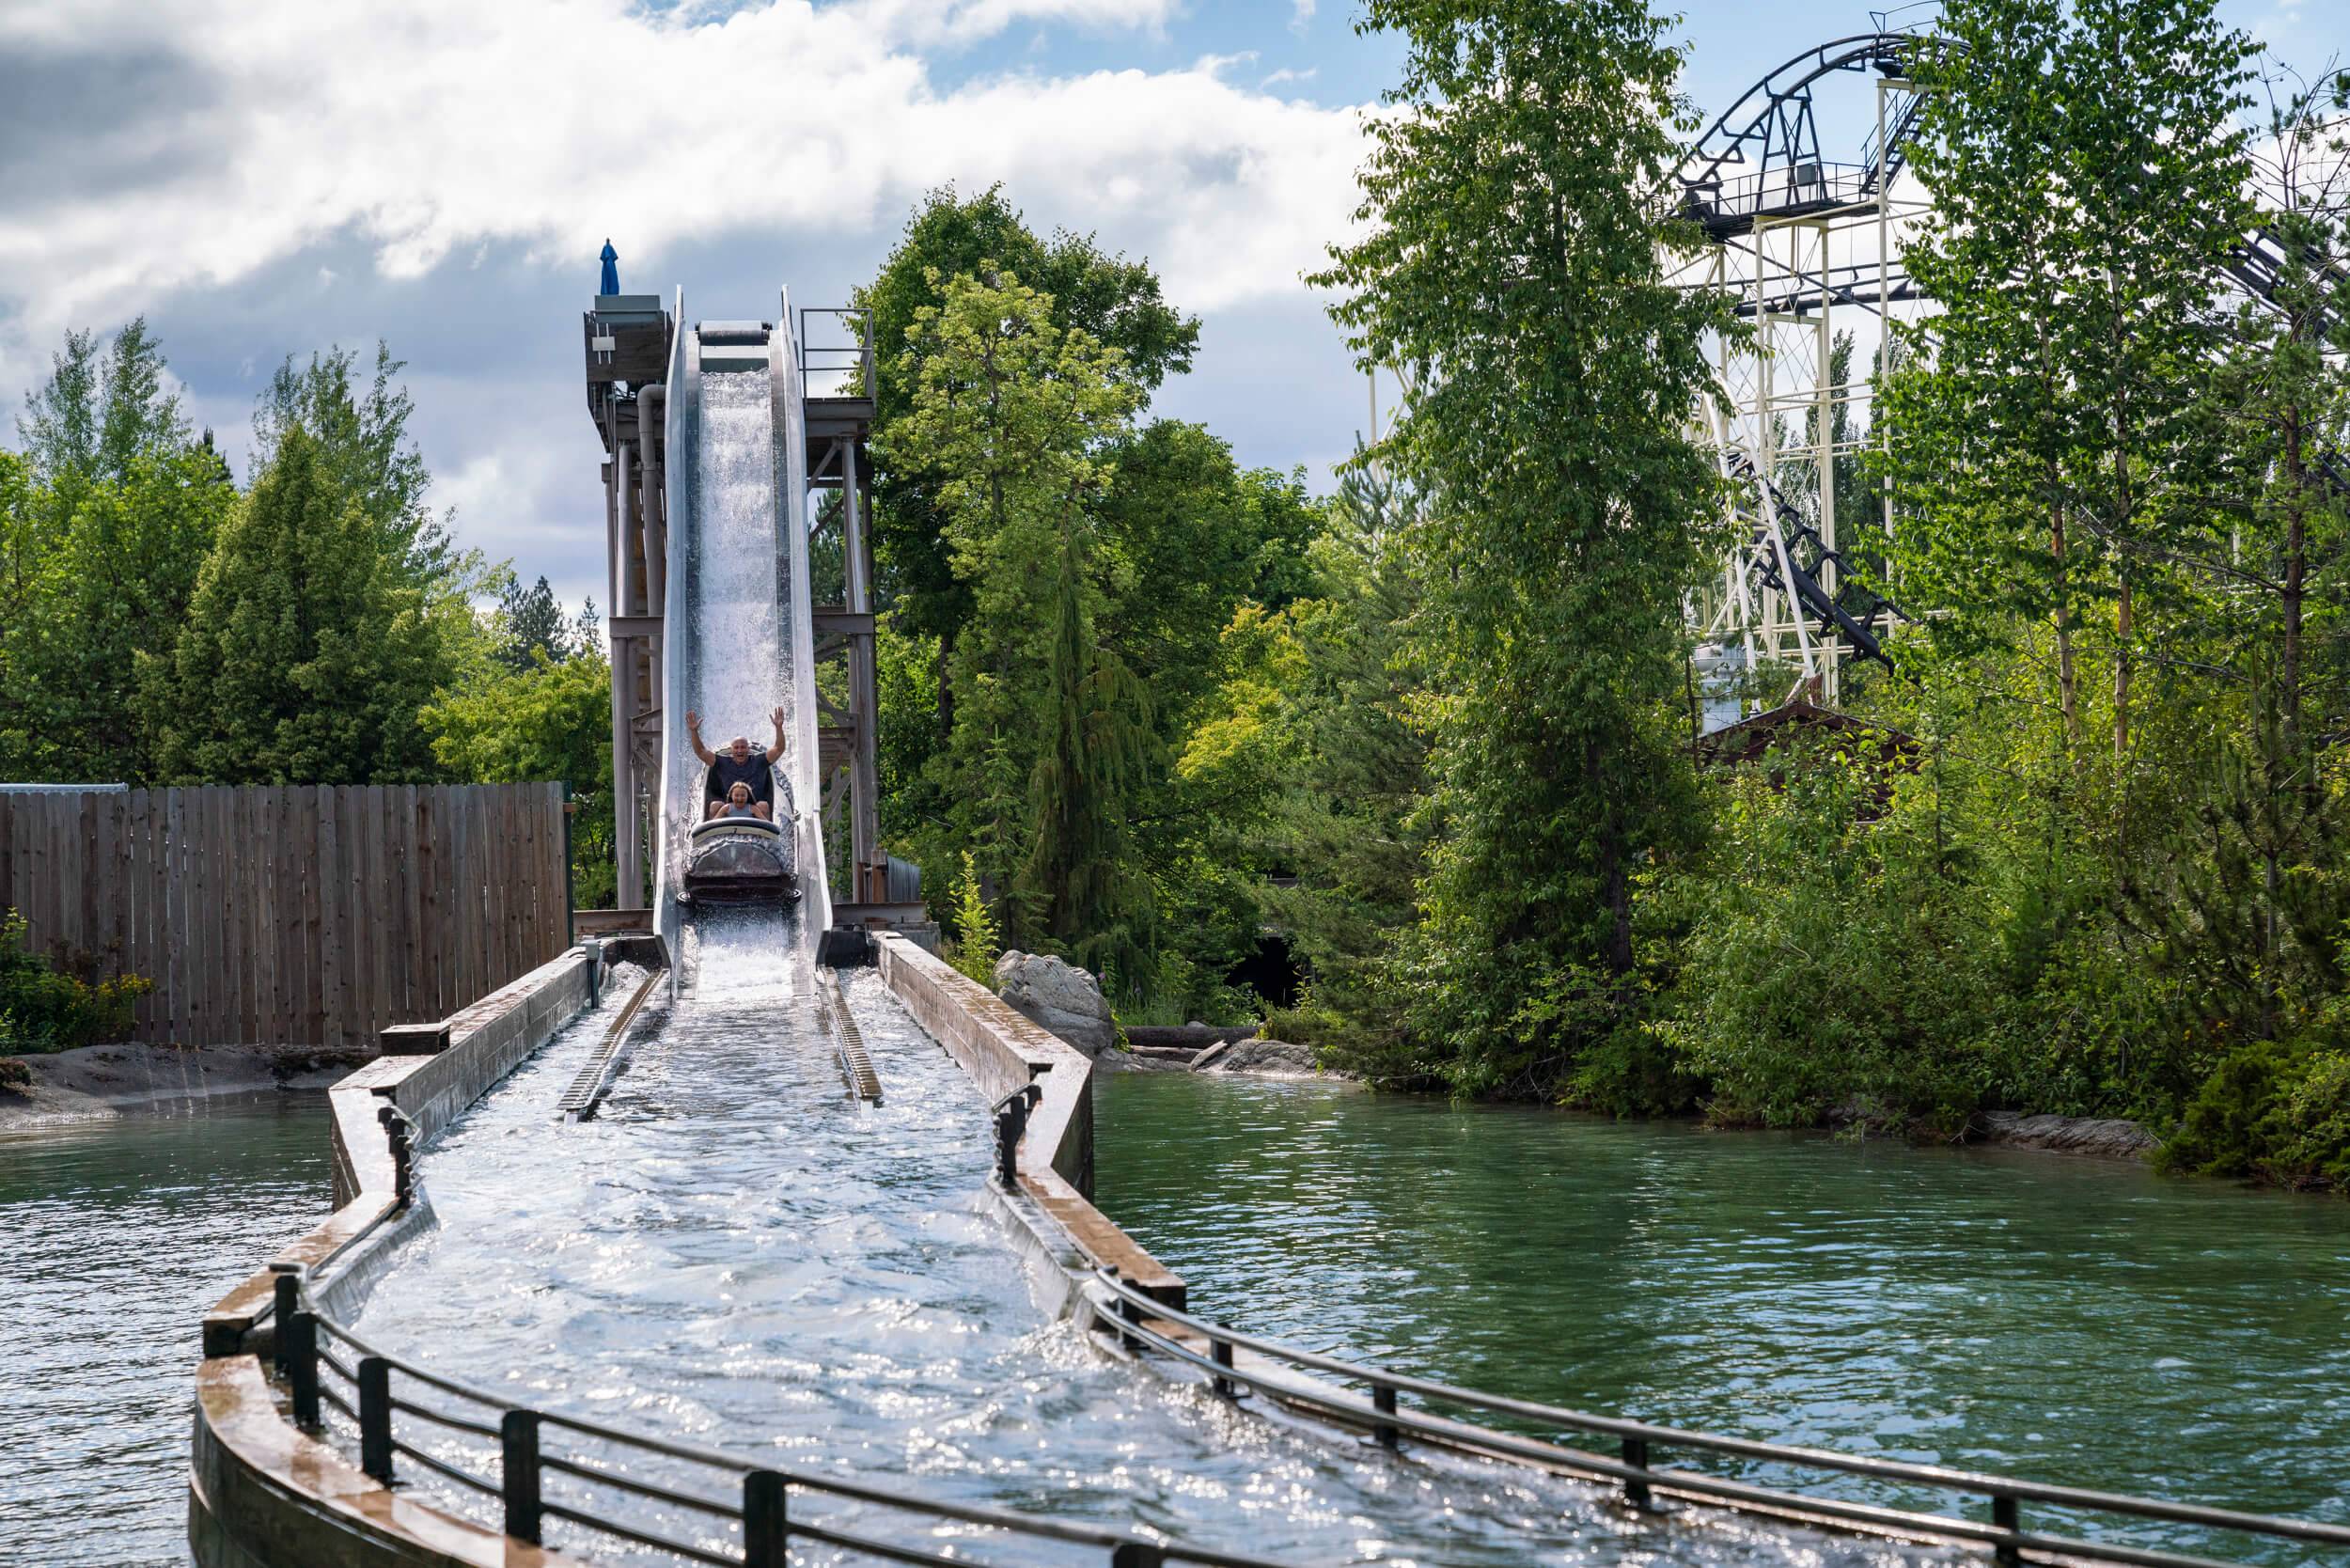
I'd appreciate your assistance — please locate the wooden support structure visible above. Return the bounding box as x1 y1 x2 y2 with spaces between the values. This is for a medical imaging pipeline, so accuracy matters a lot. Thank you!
587 295 894 910
803 318 885 902
585 295 673 909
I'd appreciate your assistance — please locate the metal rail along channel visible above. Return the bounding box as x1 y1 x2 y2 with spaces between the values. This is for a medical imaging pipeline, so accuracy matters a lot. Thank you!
1089 1271 2350 1568
269 1263 1290 1568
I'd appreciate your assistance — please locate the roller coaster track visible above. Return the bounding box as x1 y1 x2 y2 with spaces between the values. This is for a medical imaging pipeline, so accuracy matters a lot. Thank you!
1685 31 2350 681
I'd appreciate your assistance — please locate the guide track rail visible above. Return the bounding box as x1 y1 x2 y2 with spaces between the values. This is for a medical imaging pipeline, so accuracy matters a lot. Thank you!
555 965 664 1121
817 969 881 1105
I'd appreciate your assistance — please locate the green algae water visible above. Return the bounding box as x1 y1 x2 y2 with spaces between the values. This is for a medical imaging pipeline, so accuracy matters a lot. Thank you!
0 1094 329 1566
1092 1074 2350 1564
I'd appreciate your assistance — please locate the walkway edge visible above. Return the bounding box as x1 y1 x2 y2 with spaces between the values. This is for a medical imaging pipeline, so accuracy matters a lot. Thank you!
872 932 1188 1309
190 948 598 1568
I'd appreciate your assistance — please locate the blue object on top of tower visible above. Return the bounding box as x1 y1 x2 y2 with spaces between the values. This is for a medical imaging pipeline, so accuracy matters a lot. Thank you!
600 240 619 296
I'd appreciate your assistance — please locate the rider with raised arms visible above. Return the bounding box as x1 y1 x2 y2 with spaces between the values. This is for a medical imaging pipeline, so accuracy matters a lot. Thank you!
689 707 785 823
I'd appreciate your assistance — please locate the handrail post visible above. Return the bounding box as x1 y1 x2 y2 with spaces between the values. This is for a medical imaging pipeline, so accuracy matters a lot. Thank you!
1622 1436 1652 1507
285 1309 321 1429
379 1104 415 1209
1371 1384 1400 1450
358 1356 394 1482
992 1082 1041 1189
1117 1287 1141 1353
1211 1333 1236 1400
270 1268 300 1373
1991 1492 2020 1567
501 1409 542 1544
744 1469 789 1568
1108 1544 1166 1568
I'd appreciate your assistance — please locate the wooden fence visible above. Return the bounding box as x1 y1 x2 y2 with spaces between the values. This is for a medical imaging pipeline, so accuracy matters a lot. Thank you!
0 784 572 1049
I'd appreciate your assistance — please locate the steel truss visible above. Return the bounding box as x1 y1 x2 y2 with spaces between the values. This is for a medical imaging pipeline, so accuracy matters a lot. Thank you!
1672 31 1950 710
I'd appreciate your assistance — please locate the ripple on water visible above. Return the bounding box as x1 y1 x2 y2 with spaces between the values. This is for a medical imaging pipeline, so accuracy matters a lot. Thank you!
0 1094 330 1566
1094 1074 2350 1567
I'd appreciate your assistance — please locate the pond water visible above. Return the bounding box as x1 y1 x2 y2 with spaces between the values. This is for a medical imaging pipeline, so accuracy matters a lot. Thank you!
1093 1074 2350 1564
0 1092 330 1566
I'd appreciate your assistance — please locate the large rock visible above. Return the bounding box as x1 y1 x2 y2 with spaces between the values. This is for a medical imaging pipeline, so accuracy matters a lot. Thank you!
1200 1038 1336 1077
993 950 1115 1057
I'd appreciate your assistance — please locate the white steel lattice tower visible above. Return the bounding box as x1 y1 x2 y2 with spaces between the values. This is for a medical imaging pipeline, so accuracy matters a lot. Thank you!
1669 30 1947 713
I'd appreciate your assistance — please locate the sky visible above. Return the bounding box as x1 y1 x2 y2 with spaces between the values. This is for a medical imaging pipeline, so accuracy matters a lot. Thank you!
0 0 2337 614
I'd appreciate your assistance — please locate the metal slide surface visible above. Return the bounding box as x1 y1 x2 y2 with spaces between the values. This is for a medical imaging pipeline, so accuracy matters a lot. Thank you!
650 291 831 971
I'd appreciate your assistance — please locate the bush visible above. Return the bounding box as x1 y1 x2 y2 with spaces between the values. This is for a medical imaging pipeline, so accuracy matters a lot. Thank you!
1653 740 2011 1135
2159 1039 2350 1190
0 910 152 1054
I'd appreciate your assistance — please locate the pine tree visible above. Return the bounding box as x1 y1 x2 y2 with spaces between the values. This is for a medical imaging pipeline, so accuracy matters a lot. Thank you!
144 429 460 783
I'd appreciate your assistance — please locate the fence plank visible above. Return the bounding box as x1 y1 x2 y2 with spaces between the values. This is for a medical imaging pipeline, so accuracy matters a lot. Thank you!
255 788 278 1043
299 788 323 1046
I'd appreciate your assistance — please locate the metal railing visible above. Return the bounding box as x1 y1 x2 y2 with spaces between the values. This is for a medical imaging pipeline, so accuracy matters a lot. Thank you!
266 1266 1287 1568
1089 1271 2350 1568
798 306 875 402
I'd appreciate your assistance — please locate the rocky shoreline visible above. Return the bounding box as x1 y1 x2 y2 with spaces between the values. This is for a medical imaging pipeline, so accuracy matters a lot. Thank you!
1970 1110 2158 1160
0 1043 355 1131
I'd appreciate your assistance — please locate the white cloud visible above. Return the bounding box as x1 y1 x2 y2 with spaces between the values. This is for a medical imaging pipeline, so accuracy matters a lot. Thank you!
0 0 1369 390
1290 0 1316 31
844 0 1183 47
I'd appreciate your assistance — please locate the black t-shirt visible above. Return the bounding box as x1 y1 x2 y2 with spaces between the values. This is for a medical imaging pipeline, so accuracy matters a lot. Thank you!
708 750 772 803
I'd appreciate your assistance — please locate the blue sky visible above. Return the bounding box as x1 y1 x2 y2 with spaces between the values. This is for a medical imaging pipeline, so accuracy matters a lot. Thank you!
0 0 2335 613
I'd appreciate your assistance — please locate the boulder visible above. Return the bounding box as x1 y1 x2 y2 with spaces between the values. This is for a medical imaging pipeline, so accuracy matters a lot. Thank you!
1201 1038 1334 1077
992 950 1115 1057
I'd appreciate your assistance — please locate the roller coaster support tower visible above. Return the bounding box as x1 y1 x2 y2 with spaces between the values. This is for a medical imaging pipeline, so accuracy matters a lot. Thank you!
1672 30 1945 711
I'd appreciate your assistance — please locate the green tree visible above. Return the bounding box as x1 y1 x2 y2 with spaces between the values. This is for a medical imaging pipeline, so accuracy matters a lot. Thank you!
494 572 593 671
254 341 453 579
422 649 618 907
882 266 1151 977
1310 0 1731 1095
16 318 188 519
1888 0 2258 761
857 186 1198 715
0 324 228 779
1256 460 1431 1067
144 428 467 784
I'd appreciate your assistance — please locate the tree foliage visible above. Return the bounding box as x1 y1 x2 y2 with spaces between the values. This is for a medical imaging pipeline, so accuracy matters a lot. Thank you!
1309 0 1732 1094
144 428 472 784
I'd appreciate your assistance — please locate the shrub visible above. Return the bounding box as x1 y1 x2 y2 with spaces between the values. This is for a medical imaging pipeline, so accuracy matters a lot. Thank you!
946 851 1000 986
0 910 153 1054
2160 1039 2350 1190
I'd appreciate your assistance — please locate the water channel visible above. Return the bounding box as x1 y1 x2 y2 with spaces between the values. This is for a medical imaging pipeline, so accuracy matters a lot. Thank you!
2 1016 2342 1564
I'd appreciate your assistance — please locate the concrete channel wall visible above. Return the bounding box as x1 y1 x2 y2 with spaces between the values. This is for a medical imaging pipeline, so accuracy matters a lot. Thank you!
187 934 1187 1568
873 933 1186 1309
190 949 599 1568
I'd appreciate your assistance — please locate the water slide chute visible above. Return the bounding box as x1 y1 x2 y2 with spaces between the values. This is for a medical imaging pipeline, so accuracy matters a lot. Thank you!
650 291 832 966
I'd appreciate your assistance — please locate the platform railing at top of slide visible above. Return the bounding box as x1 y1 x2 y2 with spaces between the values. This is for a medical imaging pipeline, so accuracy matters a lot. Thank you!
268 1262 1288 1568
1088 1271 2349 1568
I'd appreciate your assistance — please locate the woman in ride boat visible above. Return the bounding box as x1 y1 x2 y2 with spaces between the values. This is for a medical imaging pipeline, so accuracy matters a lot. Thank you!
707 782 761 821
